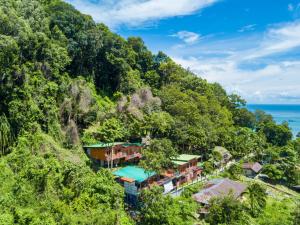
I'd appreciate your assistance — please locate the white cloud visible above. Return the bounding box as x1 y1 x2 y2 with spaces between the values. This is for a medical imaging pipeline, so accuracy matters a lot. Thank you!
174 57 300 103
170 21 300 103
171 31 200 44
66 0 219 28
238 24 256 32
244 21 300 60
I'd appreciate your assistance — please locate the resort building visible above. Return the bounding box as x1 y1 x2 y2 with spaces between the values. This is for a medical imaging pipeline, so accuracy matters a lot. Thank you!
113 166 157 206
83 142 143 168
164 154 202 188
242 162 263 177
193 178 247 215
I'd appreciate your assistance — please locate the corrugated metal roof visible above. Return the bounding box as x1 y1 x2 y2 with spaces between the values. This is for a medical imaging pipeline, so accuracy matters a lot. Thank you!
242 162 262 173
172 154 201 162
83 142 125 148
172 160 188 166
193 178 247 204
122 143 143 147
113 166 156 183
83 142 143 149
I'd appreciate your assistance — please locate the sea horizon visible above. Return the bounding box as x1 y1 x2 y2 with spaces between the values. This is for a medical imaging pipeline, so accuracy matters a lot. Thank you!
247 104 300 137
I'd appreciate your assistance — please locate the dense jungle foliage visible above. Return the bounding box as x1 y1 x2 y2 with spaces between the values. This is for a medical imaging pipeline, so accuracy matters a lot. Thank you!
0 0 299 224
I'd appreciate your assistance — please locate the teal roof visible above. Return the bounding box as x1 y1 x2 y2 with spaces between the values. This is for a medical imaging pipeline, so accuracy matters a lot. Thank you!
172 154 201 162
113 166 156 183
83 142 142 149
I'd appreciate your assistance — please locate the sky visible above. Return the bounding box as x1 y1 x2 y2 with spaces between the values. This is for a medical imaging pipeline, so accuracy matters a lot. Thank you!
66 0 300 104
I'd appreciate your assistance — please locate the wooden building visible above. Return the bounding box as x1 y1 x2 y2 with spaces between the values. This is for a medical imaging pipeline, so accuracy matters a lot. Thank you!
83 142 143 168
193 178 247 216
113 166 157 206
164 154 202 189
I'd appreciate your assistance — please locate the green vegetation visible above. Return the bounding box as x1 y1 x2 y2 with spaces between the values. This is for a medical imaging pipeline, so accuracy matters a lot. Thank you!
139 186 197 225
0 0 299 224
205 182 298 225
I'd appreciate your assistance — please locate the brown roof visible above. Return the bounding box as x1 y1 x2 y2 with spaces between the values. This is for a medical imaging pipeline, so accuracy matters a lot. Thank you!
242 162 262 173
120 177 135 183
193 178 247 204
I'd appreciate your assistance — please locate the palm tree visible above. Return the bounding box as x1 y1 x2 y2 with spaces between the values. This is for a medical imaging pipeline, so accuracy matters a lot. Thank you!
245 182 267 217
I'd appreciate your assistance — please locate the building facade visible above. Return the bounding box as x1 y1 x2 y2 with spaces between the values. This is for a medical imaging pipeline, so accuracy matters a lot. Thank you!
83 142 143 168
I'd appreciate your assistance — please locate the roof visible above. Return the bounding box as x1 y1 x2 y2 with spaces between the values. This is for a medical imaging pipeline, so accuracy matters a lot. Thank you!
120 177 135 183
83 142 142 149
193 178 247 205
213 146 232 157
122 143 143 147
242 162 263 173
172 160 188 166
172 154 201 162
113 166 156 183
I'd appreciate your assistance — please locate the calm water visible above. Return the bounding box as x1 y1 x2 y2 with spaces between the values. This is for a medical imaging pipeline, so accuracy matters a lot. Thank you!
247 104 300 137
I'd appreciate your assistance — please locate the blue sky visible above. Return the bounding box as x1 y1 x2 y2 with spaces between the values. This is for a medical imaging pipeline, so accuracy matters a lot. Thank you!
66 0 300 104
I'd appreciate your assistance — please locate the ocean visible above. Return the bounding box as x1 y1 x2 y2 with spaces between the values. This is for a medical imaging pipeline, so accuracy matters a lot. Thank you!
247 104 300 137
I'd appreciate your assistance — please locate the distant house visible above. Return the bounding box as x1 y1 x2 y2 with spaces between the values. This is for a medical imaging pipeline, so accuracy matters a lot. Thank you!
242 162 263 177
83 142 143 168
113 166 157 206
193 178 247 214
213 146 232 166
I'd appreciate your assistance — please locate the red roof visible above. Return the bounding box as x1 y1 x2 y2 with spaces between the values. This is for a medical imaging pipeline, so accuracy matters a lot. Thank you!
242 162 262 173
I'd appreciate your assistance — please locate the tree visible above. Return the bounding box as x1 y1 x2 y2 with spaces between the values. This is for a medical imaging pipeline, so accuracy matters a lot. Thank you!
206 194 250 225
145 111 174 138
139 186 197 225
233 108 256 129
139 138 177 173
254 110 274 125
260 122 292 146
262 164 284 181
226 163 243 180
245 182 267 217
0 114 13 155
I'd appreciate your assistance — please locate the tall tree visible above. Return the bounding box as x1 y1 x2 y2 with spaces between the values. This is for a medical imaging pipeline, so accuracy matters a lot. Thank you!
245 182 267 217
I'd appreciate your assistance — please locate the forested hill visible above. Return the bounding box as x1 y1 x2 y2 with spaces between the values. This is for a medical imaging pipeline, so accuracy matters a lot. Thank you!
0 0 299 224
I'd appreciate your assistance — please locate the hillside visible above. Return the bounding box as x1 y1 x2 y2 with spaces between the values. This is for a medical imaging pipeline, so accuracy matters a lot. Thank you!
0 0 299 224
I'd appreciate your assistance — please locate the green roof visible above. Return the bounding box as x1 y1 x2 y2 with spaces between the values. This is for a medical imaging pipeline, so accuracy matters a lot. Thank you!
172 154 201 162
83 142 143 149
122 143 143 147
113 166 156 183
172 160 188 166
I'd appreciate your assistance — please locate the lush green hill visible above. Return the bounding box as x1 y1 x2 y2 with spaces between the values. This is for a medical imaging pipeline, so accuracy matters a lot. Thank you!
0 0 299 224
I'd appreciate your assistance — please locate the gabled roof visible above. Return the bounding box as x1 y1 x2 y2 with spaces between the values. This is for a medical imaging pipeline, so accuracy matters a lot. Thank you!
242 162 263 173
172 154 201 162
193 178 247 204
113 166 156 183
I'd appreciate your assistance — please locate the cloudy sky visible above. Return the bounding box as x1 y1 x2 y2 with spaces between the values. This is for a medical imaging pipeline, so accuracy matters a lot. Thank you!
66 0 300 104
